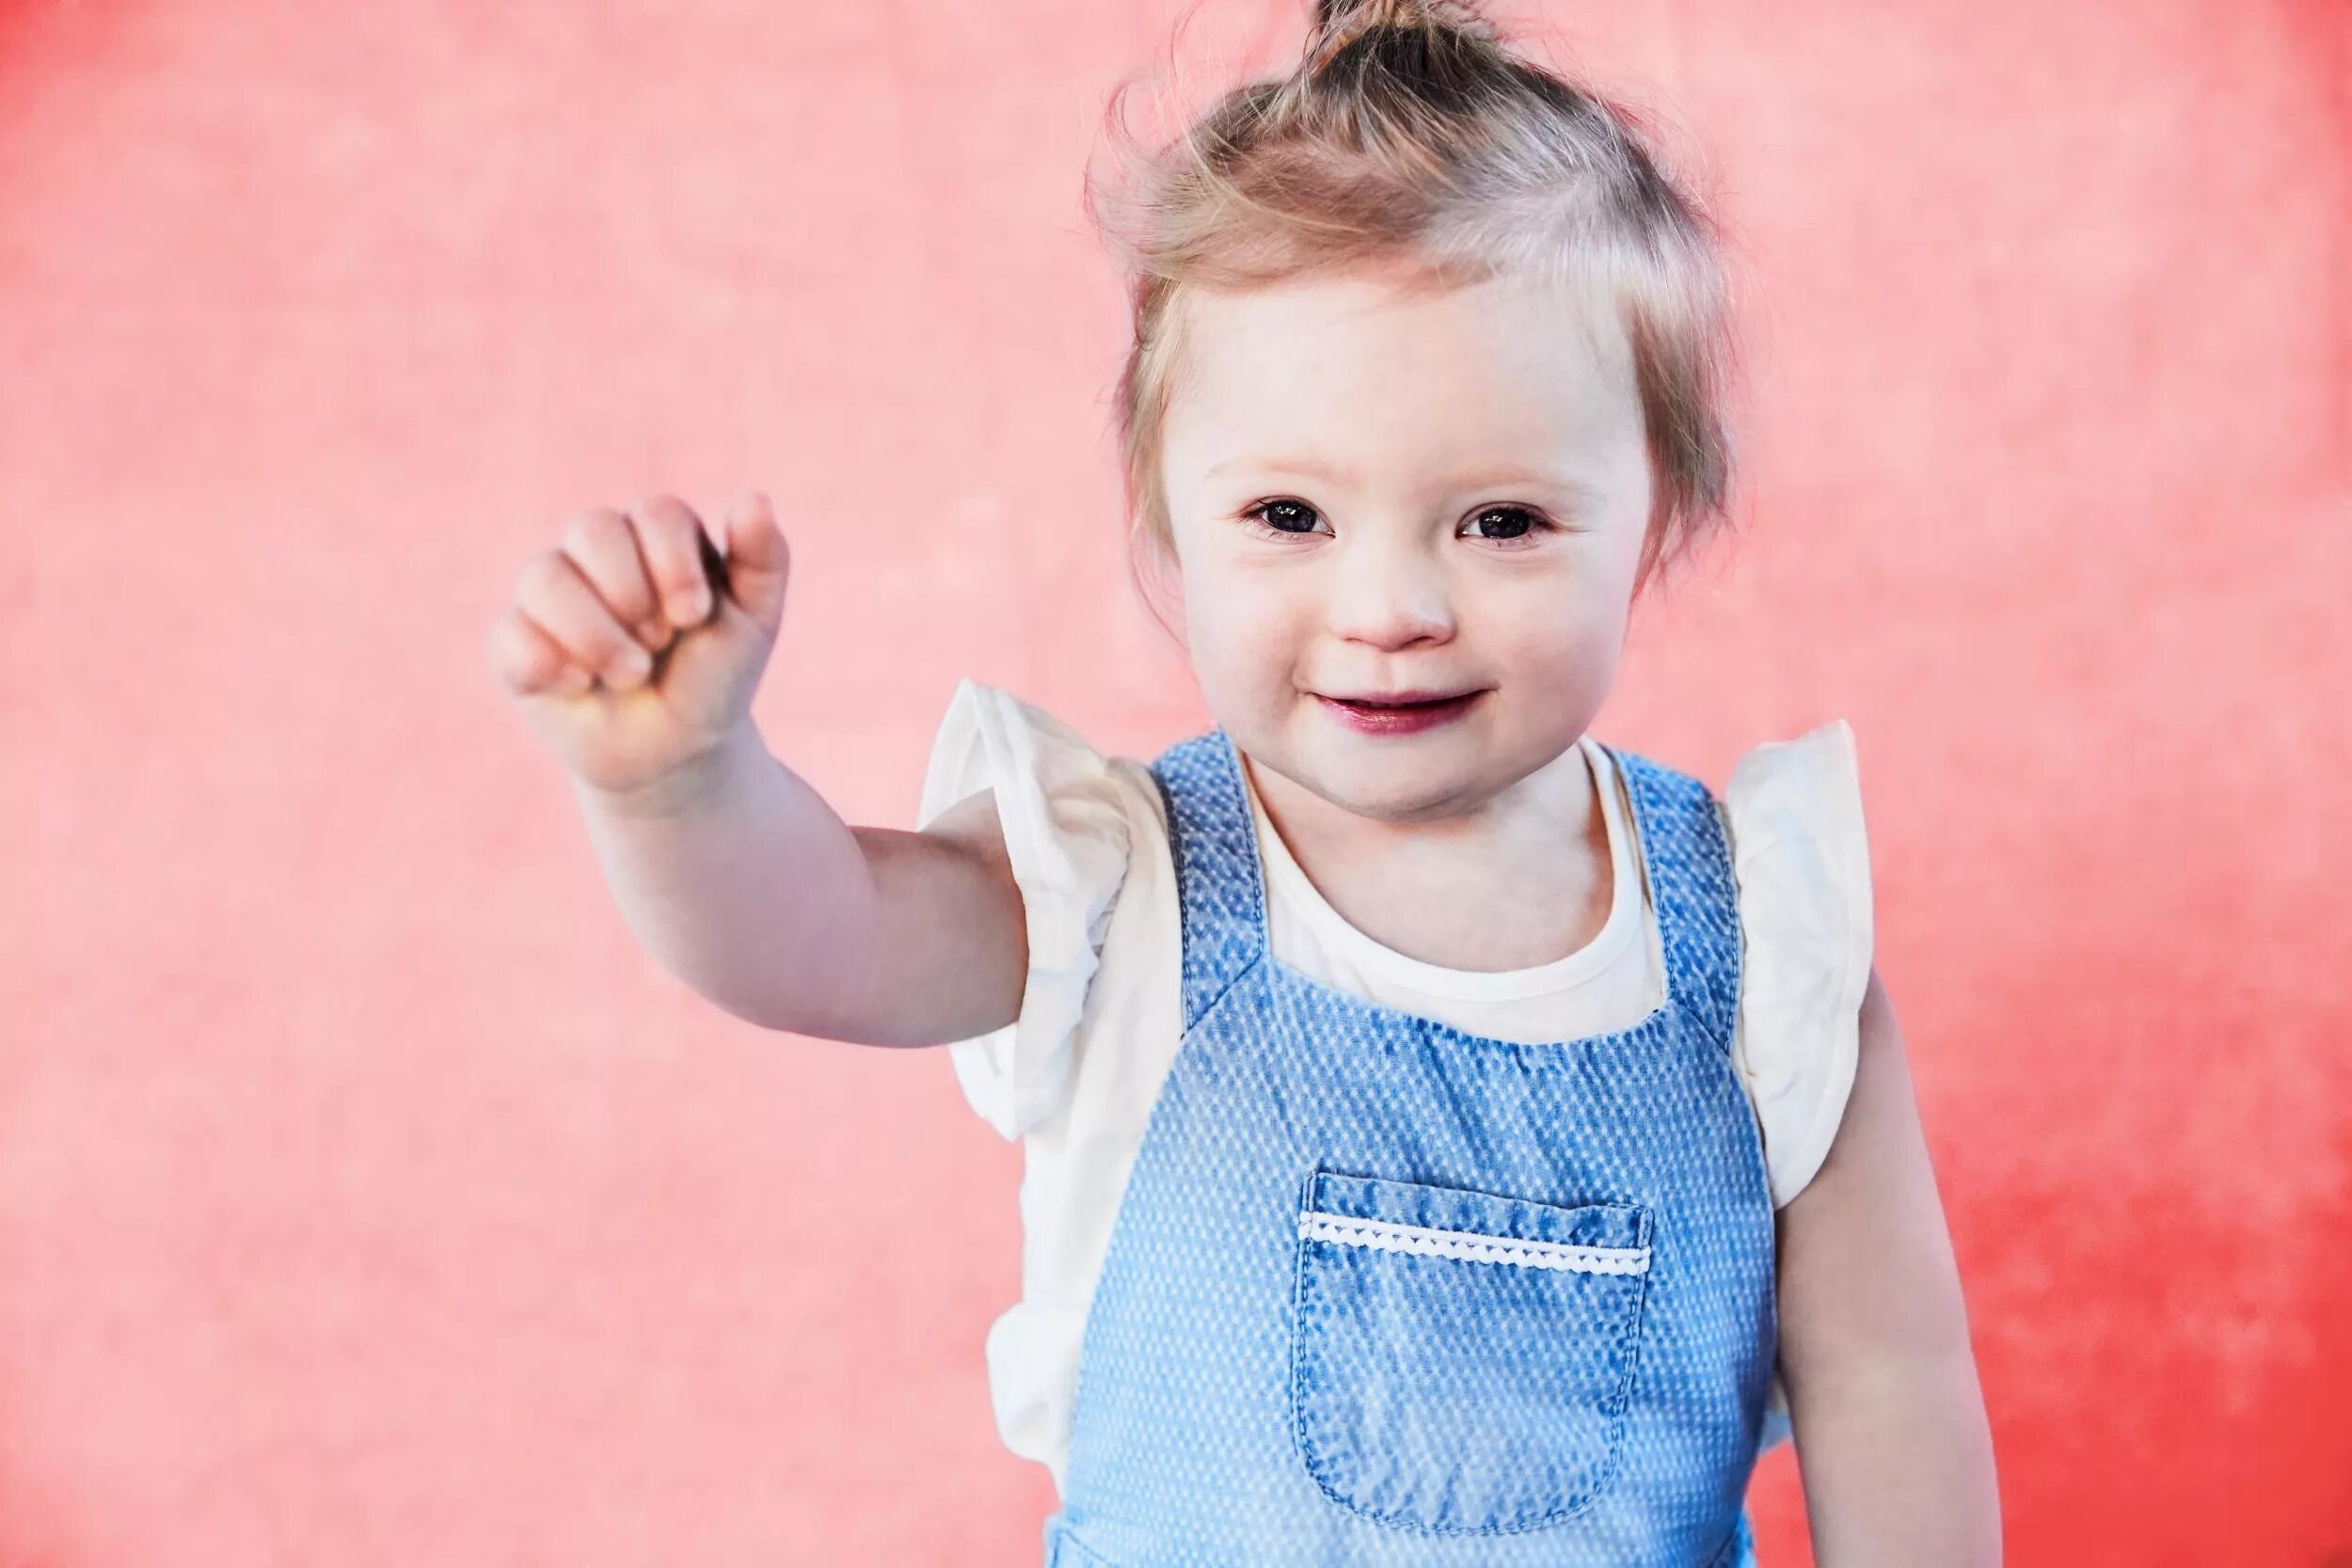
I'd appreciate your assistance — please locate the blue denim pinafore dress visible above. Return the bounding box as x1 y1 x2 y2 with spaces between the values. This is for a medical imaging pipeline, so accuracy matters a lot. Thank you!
1039 727 1777 1568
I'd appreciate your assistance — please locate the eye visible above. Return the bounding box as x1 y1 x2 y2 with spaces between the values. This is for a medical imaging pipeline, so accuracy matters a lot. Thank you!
1461 505 1551 546
1241 499 1329 538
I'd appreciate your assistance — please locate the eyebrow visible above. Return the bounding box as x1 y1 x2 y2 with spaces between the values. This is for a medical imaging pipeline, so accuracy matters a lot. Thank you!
1209 454 1606 506
1208 455 1358 484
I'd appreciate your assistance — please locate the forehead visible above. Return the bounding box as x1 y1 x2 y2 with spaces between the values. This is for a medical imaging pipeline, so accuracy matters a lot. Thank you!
1160 267 1644 475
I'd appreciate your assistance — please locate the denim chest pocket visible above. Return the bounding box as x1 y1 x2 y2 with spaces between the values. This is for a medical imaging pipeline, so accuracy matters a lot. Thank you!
1289 1166 1655 1536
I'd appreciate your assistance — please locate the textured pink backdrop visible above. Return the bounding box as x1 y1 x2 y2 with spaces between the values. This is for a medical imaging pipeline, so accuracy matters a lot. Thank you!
3 0 2348 1562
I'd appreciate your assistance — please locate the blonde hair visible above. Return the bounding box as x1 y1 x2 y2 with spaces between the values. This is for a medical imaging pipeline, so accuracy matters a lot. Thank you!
1085 0 1744 603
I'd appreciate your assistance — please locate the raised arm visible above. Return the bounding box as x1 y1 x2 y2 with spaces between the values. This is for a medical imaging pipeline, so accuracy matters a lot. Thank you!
570 731 1027 1044
488 491 1027 1046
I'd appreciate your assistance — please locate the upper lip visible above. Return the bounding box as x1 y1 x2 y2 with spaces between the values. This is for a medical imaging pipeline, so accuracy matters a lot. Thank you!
1320 689 1481 706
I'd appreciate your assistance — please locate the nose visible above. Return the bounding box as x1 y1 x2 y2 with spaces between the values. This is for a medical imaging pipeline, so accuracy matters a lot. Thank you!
1323 532 1454 651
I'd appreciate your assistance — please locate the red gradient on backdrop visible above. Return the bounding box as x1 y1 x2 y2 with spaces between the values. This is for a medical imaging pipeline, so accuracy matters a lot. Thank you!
2 0 2347 1562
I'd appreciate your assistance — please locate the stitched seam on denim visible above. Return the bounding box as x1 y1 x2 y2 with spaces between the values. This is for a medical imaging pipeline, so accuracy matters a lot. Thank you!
1608 746 1708 1027
1041 1519 1121 1568
1703 792 1744 1059
1182 950 1267 1044
1620 745 1743 1052
1150 761 1209 1033
1288 1182 1343 1524
1297 1212 1653 1275
1704 1513 1751 1568
1152 757 1261 1032
1212 726 1270 934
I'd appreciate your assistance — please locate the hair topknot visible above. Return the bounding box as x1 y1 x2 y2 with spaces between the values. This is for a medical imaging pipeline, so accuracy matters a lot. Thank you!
1085 0 1745 605
1305 0 1501 77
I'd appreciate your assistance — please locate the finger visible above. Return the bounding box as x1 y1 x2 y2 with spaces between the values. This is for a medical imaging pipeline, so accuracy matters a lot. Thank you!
560 505 669 651
695 522 733 610
629 494 721 630
715 489 790 632
485 604 596 697
511 549 657 690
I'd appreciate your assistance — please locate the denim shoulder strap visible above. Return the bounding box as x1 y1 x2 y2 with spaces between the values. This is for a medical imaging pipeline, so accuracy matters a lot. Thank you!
1607 743 1743 1056
1147 728 1267 1034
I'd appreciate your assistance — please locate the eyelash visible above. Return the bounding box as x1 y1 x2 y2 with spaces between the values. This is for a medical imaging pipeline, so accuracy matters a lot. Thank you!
1239 499 1556 548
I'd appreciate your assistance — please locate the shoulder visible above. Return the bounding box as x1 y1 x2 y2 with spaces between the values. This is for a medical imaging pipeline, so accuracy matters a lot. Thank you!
917 677 1168 855
1717 719 1876 1209
1719 719 1870 951
914 679 1175 1141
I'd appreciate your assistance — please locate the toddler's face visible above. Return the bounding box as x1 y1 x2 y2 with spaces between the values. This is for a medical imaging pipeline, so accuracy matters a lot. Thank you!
1155 266 1654 824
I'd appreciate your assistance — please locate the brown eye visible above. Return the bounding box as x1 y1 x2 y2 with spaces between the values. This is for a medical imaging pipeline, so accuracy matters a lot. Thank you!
1463 505 1543 541
1246 499 1326 534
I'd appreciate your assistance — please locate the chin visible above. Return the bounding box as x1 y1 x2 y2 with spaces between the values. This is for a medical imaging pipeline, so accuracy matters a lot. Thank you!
1299 745 1497 822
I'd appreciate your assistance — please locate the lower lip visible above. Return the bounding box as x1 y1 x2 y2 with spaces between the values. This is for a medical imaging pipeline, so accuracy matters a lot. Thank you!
1314 691 1484 735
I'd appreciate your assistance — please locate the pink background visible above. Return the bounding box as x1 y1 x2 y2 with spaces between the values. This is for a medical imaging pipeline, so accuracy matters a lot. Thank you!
5 0 2348 1561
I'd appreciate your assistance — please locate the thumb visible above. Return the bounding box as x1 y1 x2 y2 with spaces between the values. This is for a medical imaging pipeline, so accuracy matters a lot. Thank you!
711 489 790 635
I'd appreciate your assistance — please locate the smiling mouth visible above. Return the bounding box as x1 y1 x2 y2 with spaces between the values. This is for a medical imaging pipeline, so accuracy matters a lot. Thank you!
1312 690 1487 733
1320 690 1480 708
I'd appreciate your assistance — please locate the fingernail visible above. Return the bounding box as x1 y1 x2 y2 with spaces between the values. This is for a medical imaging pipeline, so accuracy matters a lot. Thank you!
682 586 711 623
613 645 652 685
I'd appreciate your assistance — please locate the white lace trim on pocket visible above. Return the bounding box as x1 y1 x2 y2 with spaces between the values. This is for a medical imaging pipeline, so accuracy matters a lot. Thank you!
1297 1212 1652 1275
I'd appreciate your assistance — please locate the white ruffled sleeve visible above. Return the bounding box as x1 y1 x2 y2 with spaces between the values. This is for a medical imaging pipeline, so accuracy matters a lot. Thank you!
913 679 1135 1143
1723 718 1875 1211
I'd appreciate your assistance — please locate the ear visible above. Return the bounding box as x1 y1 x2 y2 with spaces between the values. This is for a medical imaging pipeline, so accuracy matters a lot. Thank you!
1128 527 1189 651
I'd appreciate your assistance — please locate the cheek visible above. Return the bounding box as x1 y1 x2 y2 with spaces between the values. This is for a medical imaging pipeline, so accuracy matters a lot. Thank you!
1491 587 1627 680
1183 567 1306 686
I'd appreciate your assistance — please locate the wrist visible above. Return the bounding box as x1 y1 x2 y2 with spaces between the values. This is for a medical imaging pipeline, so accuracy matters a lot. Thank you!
572 723 771 821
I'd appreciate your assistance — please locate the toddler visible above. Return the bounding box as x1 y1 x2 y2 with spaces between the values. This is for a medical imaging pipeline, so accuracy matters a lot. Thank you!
487 1 1998 1562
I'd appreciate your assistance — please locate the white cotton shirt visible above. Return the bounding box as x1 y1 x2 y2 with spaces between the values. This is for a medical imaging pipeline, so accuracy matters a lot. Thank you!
914 679 1874 1497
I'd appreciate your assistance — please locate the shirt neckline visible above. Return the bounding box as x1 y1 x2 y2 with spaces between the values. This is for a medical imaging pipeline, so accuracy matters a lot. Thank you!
1239 735 1643 1003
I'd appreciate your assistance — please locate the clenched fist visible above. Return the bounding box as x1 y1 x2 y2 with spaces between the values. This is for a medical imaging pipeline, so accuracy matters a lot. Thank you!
487 491 789 800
